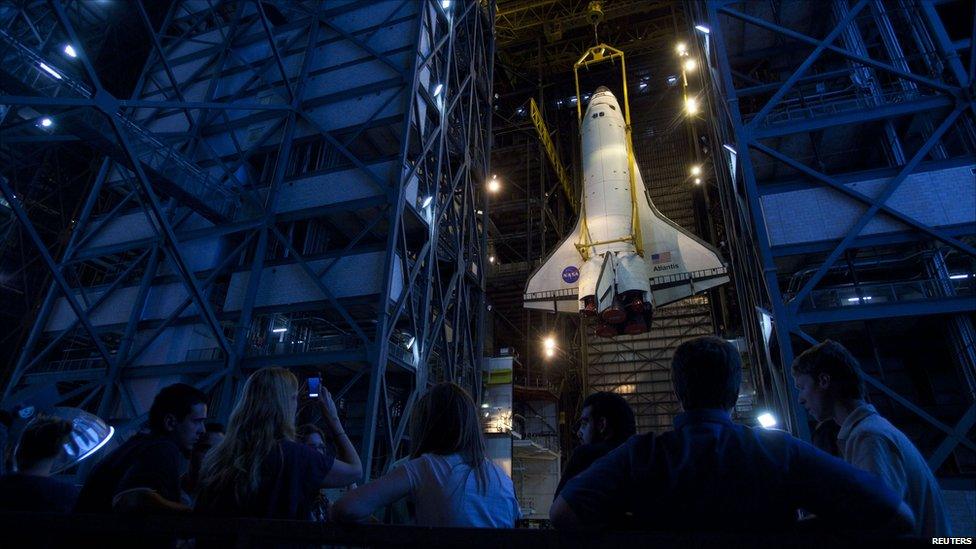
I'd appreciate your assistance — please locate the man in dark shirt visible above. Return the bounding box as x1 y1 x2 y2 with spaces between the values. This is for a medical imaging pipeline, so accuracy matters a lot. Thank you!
0 414 79 513
551 336 914 533
75 383 207 514
555 391 635 497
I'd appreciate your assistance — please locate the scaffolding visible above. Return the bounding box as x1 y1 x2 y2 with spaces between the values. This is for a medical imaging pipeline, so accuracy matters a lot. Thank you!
0 0 494 480
693 0 975 479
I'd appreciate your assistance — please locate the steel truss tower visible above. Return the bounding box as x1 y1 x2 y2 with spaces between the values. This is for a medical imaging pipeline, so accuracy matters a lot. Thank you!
693 0 975 478
0 0 494 479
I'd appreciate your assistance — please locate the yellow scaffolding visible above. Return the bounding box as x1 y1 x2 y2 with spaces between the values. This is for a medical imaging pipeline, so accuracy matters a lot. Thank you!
529 97 578 213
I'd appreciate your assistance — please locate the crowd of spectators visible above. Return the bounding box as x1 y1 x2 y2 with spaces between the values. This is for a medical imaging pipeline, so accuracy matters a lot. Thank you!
0 337 953 542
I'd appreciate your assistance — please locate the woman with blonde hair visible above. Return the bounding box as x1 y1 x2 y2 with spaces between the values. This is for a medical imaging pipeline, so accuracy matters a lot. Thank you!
196 368 361 519
333 382 519 527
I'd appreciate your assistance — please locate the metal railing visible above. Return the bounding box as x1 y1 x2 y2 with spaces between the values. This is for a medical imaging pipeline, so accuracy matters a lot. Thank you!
795 277 975 311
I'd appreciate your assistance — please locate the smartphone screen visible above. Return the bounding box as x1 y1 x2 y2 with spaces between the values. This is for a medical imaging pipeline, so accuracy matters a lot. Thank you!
308 377 321 398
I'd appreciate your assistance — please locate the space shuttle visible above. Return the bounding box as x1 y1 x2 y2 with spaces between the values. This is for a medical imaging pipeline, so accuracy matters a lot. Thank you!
523 87 729 338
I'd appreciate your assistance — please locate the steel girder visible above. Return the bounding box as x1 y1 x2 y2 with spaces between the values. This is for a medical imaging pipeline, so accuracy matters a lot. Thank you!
0 0 493 481
694 0 976 470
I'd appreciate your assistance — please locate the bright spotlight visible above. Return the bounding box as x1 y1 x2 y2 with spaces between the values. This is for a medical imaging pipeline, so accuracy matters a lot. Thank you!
406 336 416 350
487 176 500 193
63 44 78 58
675 42 687 55
441 0 451 9
433 83 443 97
543 337 555 351
489 255 495 264
421 195 433 208
481 402 490 409
544 347 555 358
757 413 777 429
683 58 697 72
685 97 699 115
38 117 54 128
694 178 702 185
694 25 711 34
271 327 288 333
690 165 702 176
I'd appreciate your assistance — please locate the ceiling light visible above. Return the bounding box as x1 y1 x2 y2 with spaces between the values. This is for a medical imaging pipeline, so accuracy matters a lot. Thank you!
543 337 555 350
63 44 77 58
476 209 484 215
406 335 416 349
683 58 697 72
694 178 701 185
685 97 699 115
271 327 288 333
675 42 688 55
421 195 433 208
38 62 62 79
487 178 500 193
38 117 54 128
481 402 490 409
690 165 702 176
489 255 495 263
694 25 711 34
757 412 777 429
847 296 873 302
441 0 451 9
949 274 970 279
544 347 555 358
723 144 737 154
433 84 443 97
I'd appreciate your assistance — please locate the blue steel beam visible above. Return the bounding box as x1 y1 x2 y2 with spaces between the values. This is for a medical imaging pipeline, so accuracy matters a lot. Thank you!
744 0 869 130
787 107 964 312
718 4 958 95
751 141 976 258
0 176 117 367
1 156 112 401
705 1 811 441
750 95 955 139
794 295 976 325
771 223 976 257
105 111 236 360
927 404 976 470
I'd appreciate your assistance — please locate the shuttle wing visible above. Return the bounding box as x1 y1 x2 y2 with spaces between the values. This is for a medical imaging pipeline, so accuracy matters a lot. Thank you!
634 168 729 307
523 216 584 313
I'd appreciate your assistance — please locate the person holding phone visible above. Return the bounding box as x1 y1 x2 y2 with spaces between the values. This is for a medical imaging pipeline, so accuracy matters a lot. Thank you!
195 368 362 521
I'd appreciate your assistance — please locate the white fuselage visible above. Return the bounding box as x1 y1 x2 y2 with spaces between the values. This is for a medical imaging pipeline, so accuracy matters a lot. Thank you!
581 89 634 256
576 89 651 305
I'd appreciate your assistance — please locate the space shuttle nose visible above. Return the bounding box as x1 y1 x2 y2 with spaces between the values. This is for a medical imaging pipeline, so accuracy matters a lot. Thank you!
595 86 611 94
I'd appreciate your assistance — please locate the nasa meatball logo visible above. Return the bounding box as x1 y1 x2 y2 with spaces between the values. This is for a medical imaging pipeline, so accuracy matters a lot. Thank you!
561 266 580 284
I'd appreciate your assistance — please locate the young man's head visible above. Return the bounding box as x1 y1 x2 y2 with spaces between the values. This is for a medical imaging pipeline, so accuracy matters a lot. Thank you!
791 340 864 421
297 424 327 455
577 392 636 445
15 415 73 476
149 383 208 454
671 336 742 412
